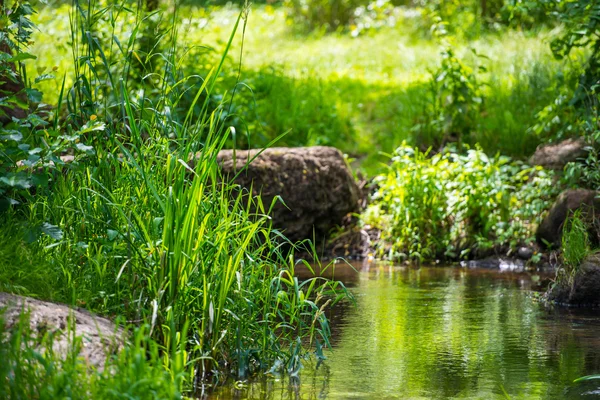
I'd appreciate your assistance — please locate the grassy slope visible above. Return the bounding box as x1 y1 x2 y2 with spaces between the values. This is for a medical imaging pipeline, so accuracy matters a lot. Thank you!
30 4 577 173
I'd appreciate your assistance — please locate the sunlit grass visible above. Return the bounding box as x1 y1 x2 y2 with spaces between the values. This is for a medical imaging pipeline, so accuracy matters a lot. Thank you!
29 3 580 173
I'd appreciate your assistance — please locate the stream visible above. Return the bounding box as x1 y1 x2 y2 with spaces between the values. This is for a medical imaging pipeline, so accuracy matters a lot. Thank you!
209 263 600 399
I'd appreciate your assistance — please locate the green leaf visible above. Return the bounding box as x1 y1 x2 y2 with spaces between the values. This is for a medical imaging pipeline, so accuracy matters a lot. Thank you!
0 131 23 141
41 222 63 240
10 52 36 62
34 74 55 83
76 142 95 154
0 174 31 189
107 229 118 241
25 88 42 103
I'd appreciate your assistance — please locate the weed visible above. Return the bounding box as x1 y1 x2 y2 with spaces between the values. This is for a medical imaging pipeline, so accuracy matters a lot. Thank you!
0 0 351 394
559 210 591 288
362 144 558 261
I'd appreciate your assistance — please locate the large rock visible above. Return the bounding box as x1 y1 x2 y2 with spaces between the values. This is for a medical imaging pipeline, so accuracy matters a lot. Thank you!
537 189 600 247
529 138 587 170
0 293 123 370
217 147 360 242
548 254 600 306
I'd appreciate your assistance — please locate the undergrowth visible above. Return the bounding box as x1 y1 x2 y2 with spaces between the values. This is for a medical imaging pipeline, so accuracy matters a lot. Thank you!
0 0 351 396
362 144 558 261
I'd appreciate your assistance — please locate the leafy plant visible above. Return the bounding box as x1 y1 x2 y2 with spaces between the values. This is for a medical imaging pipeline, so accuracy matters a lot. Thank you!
415 18 486 150
559 209 591 288
362 144 558 261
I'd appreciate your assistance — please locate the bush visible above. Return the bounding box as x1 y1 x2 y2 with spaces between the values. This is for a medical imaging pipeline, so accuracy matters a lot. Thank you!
414 20 486 150
362 144 558 261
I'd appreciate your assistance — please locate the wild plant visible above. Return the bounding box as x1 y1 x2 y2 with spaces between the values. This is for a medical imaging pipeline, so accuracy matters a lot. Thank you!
363 144 557 261
560 209 590 289
415 18 486 150
1 0 351 391
0 1 74 209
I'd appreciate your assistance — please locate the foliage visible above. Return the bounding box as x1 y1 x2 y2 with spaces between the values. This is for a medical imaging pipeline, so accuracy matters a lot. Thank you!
283 0 366 32
0 313 184 399
546 0 600 107
1 0 351 391
0 1 83 209
529 0 600 145
414 19 486 150
231 67 355 148
350 0 400 37
560 210 591 286
418 0 551 36
29 4 572 172
363 144 558 261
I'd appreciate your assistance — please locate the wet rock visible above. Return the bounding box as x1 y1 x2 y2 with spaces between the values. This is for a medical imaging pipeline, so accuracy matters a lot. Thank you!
461 257 525 271
536 189 600 248
517 246 534 260
0 293 123 370
547 254 600 306
217 147 360 242
529 138 588 170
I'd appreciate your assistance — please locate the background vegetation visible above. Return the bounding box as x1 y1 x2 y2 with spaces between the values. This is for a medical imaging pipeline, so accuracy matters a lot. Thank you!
2 0 600 396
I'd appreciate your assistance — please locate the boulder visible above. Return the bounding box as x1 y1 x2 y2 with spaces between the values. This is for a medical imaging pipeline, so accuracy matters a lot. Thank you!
547 254 600 306
537 189 600 247
0 292 123 370
529 138 587 170
217 147 360 242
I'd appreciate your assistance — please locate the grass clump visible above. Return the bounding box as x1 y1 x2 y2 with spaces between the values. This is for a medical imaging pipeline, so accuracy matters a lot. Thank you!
0 313 183 400
362 144 558 261
0 0 351 395
559 210 591 288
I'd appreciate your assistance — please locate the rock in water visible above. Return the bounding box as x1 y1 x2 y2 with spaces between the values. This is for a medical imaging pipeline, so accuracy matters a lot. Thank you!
548 254 600 306
217 147 360 242
0 292 123 370
529 138 587 170
536 189 600 247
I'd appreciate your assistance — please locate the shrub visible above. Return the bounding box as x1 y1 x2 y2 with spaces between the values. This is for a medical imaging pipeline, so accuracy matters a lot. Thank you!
362 144 558 261
414 19 486 150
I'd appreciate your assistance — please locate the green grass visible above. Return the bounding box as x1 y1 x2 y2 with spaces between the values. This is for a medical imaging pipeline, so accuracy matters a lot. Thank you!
560 210 591 287
362 144 559 261
0 313 184 400
28 3 583 174
1 0 351 395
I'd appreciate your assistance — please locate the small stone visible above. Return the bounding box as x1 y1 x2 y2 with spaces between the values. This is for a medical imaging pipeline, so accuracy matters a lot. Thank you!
517 247 534 260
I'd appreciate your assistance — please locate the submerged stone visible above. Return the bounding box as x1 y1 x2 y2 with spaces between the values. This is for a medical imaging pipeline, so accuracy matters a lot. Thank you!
217 147 360 243
517 246 534 260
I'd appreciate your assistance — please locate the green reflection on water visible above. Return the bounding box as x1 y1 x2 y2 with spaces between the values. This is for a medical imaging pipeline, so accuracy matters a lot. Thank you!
209 265 600 400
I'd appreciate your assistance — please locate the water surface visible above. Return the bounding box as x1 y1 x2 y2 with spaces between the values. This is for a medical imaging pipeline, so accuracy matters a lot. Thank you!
210 263 600 399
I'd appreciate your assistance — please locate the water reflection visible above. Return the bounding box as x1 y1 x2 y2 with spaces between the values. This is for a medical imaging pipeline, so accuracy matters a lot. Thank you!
210 264 600 399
